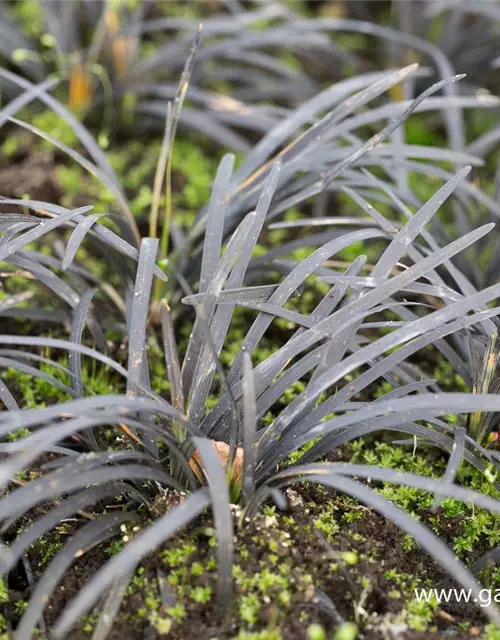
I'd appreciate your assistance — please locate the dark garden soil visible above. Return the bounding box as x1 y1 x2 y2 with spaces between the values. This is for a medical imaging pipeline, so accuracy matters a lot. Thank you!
0 150 61 205
1 480 486 640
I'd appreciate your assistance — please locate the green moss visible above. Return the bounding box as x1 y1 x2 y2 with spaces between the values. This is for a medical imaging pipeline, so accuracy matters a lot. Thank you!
486 624 500 640
149 605 186 636
219 306 278 369
29 110 79 148
6 427 30 442
14 600 28 615
432 356 469 392
340 551 358 566
405 597 439 631
171 139 220 212
405 113 447 148
8 0 44 38
189 585 212 604
44 446 498 638
81 614 99 634
0 579 8 604
53 134 225 290
239 592 261 626
1 354 123 409
306 623 326 640
336 240 367 264
312 501 340 541
124 568 188 634
350 439 500 562
2 137 19 158
234 631 282 640
162 542 197 568
286 438 319 466
31 532 66 568
382 566 436 628
333 623 358 640
138 508 321 636
105 539 126 557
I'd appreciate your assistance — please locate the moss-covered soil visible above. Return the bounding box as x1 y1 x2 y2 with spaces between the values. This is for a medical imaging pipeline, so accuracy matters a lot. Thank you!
2 441 500 639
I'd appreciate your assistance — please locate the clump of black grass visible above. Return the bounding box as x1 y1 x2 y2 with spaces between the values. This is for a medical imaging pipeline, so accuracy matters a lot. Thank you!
389 1 500 90
3 0 500 157
3 60 500 639
2 30 499 285
0 1 307 151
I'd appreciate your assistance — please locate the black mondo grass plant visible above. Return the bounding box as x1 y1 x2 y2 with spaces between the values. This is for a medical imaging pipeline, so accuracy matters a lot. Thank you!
0 0 324 152
5 58 500 639
3 0 500 157
2 46 500 296
0 1 281 151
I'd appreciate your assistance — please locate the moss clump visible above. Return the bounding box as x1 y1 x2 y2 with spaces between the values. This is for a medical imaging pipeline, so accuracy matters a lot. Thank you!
30 530 67 568
306 623 326 640
8 0 44 39
156 509 314 634
333 622 358 640
0 579 8 605
350 439 500 562
234 631 282 640
485 624 500 639
56 132 223 226
0 578 8 633
1 353 124 410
